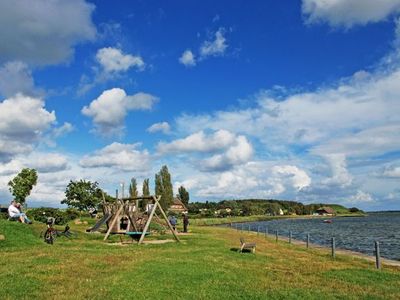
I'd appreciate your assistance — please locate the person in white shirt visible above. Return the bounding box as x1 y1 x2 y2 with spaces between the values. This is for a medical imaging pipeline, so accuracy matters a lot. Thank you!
8 200 32 224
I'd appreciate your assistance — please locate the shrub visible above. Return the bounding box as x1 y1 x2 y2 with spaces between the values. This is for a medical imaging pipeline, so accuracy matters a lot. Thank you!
27 207 79 225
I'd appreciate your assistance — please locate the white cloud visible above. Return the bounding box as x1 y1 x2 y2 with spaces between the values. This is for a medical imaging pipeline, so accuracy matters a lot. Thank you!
52 122 74 138
79 142 151 172
147 122 171 134
200 28 228 58
179 50 196 67
0 61 37 97
271 165 311 191
157 130 236 154
82 88 158 136
0 0 96 65
383 165 400 177
321 154 353 187
302 0 400 28
0 94 56 161
348 190 375 204
96 47 145 73
201 136 253 171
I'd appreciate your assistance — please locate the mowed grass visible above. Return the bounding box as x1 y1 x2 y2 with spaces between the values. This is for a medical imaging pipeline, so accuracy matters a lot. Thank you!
1 219 400 299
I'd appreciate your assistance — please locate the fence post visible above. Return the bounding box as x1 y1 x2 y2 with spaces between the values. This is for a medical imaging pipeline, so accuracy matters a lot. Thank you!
241 224 244 232
375 241 381 270
248 225 251 232
289 231 292 244
331 237 335 259
306 233 310 248
275 230 278 242
257 226 260 236
265 228 268 238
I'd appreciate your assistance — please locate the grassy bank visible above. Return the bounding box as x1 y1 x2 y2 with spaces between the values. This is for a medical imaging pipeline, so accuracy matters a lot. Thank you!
190 213 366 226
0 219 399 299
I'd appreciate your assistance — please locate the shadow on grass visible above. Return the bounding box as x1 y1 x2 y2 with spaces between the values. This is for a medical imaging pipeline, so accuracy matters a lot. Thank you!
230 247 254 253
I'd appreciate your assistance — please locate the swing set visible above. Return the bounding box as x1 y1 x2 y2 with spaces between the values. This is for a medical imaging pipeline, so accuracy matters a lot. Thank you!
87 194 180 244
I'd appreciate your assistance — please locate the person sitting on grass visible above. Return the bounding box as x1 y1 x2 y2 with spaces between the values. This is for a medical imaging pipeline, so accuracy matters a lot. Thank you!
8 200 32 224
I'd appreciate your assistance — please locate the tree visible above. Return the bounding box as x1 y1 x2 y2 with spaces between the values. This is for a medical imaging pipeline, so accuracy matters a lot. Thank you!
61 180 102 212
178 186 190 206
154 165 173 210
129 178 138 198
142 178 150 196
8 168 38 205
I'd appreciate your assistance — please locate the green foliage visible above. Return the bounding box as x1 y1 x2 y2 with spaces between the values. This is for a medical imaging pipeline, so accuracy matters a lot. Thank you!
129 178 138 198
155 166 174 210
27 207 79 225
8 168 38 205
178 186 190 205
61 180 102 211
142 178 150 196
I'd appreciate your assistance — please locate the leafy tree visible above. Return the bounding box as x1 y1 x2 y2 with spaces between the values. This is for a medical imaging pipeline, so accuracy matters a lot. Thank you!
129 178 138 198
178 186 190 205
142 178 150 196
154 165 173 210
61 180 102 212
8 168 38 205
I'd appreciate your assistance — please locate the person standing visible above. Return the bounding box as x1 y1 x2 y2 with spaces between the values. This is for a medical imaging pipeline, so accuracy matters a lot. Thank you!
183 214 189 233
169 215 177 231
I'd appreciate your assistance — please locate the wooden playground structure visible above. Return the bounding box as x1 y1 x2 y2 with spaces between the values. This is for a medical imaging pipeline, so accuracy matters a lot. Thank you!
87 194 180 244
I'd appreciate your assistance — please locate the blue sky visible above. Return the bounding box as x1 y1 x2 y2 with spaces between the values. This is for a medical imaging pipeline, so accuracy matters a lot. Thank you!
1 0 400 211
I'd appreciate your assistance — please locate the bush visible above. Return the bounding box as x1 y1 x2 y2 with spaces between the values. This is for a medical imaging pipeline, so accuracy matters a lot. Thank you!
27 207 79 225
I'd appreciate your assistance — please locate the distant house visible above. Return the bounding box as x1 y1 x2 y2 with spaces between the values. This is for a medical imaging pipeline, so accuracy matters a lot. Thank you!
278 208 284 216
169 198 188 214
316 206 335 216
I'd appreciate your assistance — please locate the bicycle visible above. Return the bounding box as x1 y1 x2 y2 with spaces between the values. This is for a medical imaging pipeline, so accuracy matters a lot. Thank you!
40 217 75 244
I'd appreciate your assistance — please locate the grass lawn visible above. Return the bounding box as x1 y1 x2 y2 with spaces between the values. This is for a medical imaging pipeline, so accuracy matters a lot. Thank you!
1 219 399 299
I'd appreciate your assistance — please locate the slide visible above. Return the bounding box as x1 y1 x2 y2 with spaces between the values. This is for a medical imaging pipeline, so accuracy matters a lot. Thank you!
86 213 112 232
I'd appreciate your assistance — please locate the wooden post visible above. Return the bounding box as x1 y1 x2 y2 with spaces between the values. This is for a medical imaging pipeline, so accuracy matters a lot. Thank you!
306 233 310 248
248 225 250 232
138 198 158 244
241 224 244 232
275 230 278 242
375 241 381 270
265 228 268 238
257 226 260 236
103 205 124 241
289 231 292 244
331 237 335 259
153 196 180 243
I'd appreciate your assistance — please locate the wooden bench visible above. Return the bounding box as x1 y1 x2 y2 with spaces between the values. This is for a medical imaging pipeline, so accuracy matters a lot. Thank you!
239 237 256 253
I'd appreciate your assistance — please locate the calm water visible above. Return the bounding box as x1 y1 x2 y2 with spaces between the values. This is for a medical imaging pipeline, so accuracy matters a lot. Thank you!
231 213 400 261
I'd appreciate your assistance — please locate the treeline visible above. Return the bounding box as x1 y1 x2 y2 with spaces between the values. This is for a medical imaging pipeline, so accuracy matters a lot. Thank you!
187 199 361 217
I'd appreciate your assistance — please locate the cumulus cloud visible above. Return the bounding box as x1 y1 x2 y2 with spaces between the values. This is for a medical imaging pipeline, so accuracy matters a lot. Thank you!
147 122 171 134
0 61 38 97
200 28 228 58
82 88 158 136
0 94 56 161
190 161 311 199
157 130 236 154
179 27 228 67
0 0 96 65
179 50 196 67
201 136 253 171
79 142 151 172
96 47 145 73
302 0 400 28
348 190 375 204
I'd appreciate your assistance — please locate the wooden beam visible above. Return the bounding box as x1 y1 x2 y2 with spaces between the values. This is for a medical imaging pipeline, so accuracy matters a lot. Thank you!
155 196 180 243
138 198 158 245
103 205 124 241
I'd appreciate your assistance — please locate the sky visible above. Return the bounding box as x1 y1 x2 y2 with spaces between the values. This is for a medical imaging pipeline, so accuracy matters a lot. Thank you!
1 0 400 211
